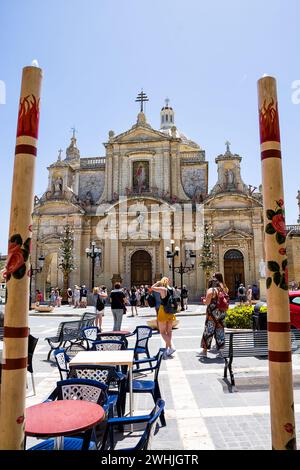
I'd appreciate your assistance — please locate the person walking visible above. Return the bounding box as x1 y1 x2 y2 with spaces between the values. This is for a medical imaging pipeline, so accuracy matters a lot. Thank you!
181 285 189 310
93 286 107 331
151 277 176 359
50 289 56 307
129 287 138 317
110 282 126 331
199 275 228 358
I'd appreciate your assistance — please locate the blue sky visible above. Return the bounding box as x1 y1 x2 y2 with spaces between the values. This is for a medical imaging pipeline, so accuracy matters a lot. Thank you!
0 0 299 253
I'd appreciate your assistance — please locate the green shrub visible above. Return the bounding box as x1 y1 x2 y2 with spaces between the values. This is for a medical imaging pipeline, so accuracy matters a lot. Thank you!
225 306 254 329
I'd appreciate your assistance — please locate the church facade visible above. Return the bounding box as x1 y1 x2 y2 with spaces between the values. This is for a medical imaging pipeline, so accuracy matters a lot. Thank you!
32 98 294 299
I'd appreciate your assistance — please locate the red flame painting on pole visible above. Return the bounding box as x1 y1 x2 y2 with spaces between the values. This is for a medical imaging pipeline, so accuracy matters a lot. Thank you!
16 94 40 139
259 98 280 144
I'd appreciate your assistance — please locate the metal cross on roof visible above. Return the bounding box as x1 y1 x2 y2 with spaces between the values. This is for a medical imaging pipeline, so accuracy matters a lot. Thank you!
135 90 149 112
71 126 77 139
225 140 231 153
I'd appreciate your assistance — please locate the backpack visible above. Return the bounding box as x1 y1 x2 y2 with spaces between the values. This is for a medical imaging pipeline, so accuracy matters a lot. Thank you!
216 288 229 312
146 293 156 308
238 286 245 296
96 295 105 312
164 287 178 314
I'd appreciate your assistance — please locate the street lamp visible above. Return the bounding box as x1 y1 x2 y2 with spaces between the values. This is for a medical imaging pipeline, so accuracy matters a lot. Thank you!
85 241 102 290
174 250 196 311
29 255 45 310
165 240 180 286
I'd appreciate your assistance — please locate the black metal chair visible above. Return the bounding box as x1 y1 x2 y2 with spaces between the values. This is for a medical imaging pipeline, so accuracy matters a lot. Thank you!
27 334 39 396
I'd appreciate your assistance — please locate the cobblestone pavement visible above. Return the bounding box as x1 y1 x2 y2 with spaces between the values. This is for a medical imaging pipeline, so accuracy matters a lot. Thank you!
25 306 300 450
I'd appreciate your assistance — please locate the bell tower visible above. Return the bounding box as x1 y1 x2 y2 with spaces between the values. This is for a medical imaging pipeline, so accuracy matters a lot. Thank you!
160 98 175 130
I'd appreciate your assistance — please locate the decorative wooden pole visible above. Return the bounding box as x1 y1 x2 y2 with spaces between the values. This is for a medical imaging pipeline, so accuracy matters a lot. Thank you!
258 76 296 450
0 65 43 449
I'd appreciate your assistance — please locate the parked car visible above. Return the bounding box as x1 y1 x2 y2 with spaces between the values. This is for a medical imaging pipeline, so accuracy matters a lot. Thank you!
255 291 300 330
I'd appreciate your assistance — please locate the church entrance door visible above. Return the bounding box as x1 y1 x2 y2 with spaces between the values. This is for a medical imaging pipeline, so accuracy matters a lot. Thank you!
131 250 152 287
224 249 245 299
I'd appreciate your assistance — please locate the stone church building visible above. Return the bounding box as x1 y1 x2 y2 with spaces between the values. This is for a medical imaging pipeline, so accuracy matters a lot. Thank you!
31 98 299 299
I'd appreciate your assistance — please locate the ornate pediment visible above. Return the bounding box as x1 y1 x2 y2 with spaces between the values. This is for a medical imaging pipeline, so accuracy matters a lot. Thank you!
110 125 171 144
214 228 252 241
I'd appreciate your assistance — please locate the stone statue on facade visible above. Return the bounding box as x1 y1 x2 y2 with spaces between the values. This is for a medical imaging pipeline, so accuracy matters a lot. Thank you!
225 169 235 189
259 258 266 278
53 177 63 194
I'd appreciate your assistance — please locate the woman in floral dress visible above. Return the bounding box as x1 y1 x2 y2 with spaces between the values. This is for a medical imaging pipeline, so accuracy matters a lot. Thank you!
199 277 227 358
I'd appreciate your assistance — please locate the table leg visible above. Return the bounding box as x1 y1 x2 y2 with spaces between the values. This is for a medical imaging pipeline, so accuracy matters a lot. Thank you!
129 366 134 432
54 436 64 450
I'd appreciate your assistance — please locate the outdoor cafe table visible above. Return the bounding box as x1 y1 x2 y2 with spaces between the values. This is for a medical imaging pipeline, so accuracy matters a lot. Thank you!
69 349 135 417
25 399 105 450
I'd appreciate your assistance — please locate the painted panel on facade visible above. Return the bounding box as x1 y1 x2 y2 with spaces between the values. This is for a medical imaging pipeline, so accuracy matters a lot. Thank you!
181 167 207 201
133 161 150 193
79 172 105 204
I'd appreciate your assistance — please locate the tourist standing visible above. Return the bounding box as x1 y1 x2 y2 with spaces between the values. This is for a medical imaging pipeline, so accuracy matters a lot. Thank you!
67 287 73 306
246 285 253 306
73 285 81 308
50 289 56 307
129 287 138 317
151 277 176 359
93 286 107 330
199 275 228 358
80 284 88 308
110 282 126 331
237 283 246 305
252 284 259 301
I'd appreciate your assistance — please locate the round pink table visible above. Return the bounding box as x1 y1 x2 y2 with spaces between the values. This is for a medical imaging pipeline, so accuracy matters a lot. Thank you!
25 400 105 449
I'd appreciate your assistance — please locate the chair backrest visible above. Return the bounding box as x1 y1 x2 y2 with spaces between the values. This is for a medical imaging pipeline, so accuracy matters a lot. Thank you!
135 326 152 350
82 326 98 341
135 399 165 450
81 312 96 322
153 349 164 382
98 333 128 349
69 365 119 386
92 340 125 351
64 342 86 359
27 334 39 373
54 348 70 380
56 378 108 405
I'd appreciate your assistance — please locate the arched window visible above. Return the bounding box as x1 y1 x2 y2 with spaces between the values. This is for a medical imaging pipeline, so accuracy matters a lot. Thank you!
166 115 168 122
224 249 244 260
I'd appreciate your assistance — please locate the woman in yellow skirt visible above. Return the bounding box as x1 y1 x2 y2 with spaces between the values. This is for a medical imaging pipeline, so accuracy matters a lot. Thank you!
151 277 176 359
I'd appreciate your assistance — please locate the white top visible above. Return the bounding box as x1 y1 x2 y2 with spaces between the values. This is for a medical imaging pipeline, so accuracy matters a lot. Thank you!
69 349 134 367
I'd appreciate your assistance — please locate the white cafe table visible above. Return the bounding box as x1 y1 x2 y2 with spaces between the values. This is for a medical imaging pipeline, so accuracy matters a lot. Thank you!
69 349 134 417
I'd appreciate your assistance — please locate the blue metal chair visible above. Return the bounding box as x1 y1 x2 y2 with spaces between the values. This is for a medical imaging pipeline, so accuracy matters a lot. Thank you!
101 399 165 450
123 348 166 426
68 364 125 419
92 339 126 351
127 326 152 368
81 326 98 350
97 332 128 349
53 348 70 380
27 378 109 451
